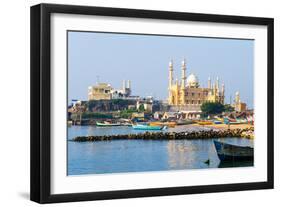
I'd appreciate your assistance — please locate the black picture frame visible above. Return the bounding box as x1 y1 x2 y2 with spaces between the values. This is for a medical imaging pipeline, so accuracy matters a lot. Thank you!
30 3 274 204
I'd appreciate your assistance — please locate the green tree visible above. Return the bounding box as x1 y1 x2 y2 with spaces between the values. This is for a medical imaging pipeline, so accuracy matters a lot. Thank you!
120 109 138 118
201 102 225 116
138 104 145 112
224 104 235 112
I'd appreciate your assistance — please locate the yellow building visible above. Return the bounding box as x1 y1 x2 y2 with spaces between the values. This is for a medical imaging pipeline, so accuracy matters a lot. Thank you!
88 83 112 100
168 59 225 111
233 91 247 112
88 80 131 101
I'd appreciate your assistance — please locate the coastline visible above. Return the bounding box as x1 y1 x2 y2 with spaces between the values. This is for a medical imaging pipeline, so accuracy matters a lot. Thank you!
73 125 254 142
197 123 254 130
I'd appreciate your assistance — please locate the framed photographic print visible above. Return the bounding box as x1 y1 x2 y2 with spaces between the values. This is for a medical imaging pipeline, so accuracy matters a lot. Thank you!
30 3 274 203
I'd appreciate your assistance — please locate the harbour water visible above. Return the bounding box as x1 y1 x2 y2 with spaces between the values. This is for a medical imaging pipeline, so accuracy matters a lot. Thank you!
67 125 254 175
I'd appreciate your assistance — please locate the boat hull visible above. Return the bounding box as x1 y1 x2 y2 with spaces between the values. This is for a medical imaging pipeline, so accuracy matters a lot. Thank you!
149 122 176 128
132 124 164 130
96 122 121 127
198 121 213 125
213 140 254 162
176 120 193 125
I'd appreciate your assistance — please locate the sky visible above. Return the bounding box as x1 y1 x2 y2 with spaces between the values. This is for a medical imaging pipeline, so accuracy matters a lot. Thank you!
68 31 254 108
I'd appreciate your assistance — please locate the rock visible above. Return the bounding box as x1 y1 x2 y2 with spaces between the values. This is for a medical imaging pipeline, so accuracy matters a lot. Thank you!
73 127 255 142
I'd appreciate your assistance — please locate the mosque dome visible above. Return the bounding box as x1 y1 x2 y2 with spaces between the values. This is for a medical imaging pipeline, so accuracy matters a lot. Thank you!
187 73 199 88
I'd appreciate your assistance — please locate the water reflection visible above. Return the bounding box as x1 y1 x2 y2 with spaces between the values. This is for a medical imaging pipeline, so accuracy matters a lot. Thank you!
167 140 221 170
68 126 254 175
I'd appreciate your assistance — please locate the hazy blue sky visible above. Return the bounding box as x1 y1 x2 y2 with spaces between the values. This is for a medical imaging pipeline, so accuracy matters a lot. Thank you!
68 31 254 108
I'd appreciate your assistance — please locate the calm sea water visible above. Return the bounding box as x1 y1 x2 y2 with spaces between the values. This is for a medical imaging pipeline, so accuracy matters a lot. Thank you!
67 125 254 175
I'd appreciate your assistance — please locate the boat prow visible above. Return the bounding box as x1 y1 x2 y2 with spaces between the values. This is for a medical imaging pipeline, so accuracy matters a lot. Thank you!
213 140 254 162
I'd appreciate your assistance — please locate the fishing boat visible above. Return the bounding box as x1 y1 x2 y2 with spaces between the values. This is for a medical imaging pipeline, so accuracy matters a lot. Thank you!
177 119 193 125
236 118 248 124
213 120 222 124
149 121 176 128
216 118 224 122
198 121 213 125
96 121 121 127
213 140 254 162
164 122 177 127
132 124 165 130
149 122 162 126
229 121 240 125
121 122 133 126
223 118 240 125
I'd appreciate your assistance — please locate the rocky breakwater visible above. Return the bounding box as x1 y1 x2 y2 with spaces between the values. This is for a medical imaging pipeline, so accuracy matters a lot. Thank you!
73 127 254 142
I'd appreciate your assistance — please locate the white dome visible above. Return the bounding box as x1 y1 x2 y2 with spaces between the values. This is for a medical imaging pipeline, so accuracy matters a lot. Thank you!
187 73 199 88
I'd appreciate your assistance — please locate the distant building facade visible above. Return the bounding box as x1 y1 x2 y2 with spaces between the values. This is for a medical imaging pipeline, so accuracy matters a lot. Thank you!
136 97 154 113
88 80 131 101
153 111 164 120
162 112 177 120
168 59 225 112
233 91 247 112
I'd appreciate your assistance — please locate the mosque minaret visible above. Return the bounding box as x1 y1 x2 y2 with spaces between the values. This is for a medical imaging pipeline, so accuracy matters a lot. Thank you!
168 58 225 111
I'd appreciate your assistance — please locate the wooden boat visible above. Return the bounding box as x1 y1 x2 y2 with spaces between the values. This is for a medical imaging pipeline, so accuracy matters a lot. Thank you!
121 122 133 126
229 121 240 125
223 118 240 125
149 121 176 128
236 119 248 124
132 124 165 130
213 120 222 124
96 122 121 127
198 121 213 125
213 140 254 162
177 119 193 125
149 122 162 126
164 122 176 127
216 118 224 122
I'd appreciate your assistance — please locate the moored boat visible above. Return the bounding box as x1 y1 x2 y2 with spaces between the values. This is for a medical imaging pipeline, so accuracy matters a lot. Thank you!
164 122 177 127
132 124 165 130
213 120 222 124
149 121 176 128
213 140 254 162
229 121 240 125
198 121 213 125
121 122 133 126
223 118 240 125
177 119 193 125
236 119 248 124
96 121 121 127
216 118 224 122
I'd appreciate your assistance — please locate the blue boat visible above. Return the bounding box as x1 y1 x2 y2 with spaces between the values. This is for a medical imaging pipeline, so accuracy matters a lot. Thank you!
223 118 240 125
132 124 165 130
213 140 254 162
